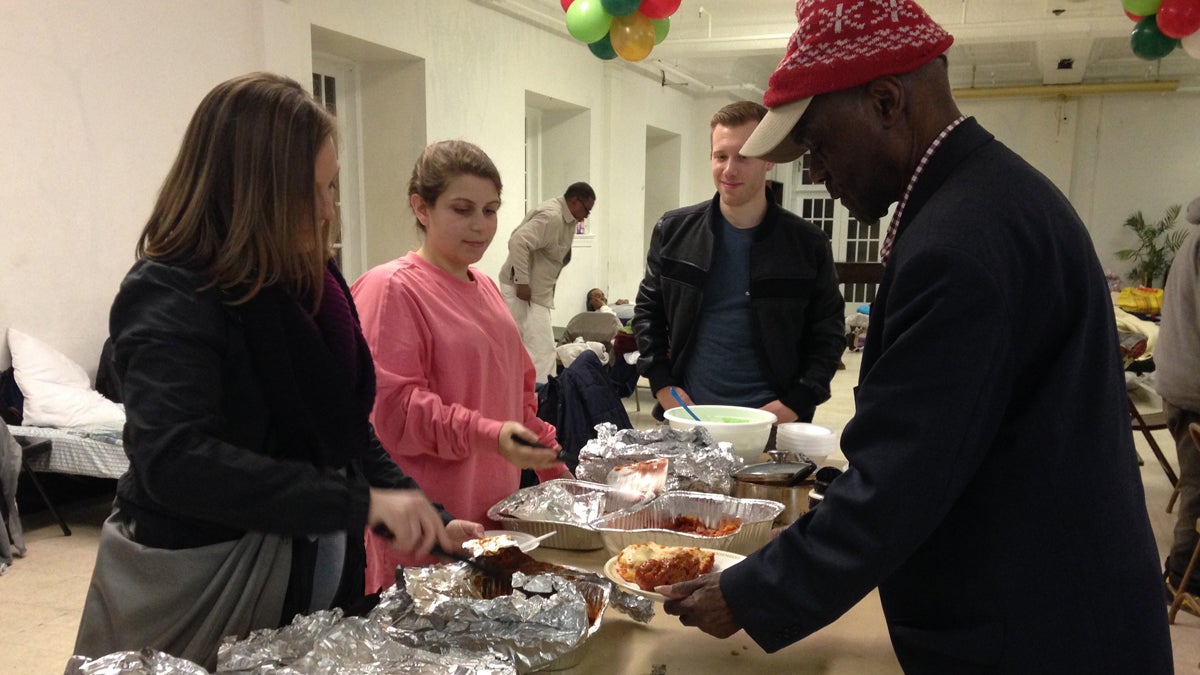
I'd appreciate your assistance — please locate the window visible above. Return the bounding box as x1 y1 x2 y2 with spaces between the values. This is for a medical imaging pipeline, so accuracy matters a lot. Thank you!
800 197 836 241
784 153 888 304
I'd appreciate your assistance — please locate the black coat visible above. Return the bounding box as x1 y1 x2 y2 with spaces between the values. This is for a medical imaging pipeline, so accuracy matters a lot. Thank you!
110 259 431 617
721 119 1173 672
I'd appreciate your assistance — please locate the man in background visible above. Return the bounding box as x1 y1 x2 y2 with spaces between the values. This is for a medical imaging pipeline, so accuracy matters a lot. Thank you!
499 182 596 384
658 1 1172 671
586 288 625 313
1158 194 1200 599
632 100 844 423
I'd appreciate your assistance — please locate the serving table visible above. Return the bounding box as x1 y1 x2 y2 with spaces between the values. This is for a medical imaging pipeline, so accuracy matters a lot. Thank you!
529 546 902 674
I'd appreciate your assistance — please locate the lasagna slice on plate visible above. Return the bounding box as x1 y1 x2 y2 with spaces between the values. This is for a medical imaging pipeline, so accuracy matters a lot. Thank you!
615 542 715 591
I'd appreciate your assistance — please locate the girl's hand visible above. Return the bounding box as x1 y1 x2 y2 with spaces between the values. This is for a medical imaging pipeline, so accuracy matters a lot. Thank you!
497 421 561 470
445 519 486 552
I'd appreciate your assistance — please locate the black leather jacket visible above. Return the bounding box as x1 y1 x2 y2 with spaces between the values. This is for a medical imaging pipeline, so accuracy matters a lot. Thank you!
632 193 845 420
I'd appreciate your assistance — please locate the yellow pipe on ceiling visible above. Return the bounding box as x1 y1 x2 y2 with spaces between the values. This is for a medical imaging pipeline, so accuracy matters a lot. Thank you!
953 80 1180 99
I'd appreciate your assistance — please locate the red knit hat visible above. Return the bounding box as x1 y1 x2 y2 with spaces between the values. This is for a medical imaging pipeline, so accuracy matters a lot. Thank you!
742 0 954 163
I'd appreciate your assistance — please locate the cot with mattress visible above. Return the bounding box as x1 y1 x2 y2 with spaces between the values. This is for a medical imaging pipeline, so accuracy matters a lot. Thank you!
9 424 127 480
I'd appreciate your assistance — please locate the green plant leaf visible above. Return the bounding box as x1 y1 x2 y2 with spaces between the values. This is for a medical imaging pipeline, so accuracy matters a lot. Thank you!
1118 204 1182 288
1166 228 1188 252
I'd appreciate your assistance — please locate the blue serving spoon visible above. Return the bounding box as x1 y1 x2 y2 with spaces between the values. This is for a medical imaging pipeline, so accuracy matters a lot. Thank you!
670 387 701 421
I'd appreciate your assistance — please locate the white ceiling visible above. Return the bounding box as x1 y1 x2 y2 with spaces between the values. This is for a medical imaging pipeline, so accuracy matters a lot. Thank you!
478 0 1200 97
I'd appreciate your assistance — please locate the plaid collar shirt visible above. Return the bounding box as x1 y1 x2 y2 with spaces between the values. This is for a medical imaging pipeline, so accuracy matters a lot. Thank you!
879 115 968 264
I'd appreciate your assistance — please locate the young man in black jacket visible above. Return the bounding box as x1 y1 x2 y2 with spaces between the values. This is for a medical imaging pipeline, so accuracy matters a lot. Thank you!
632 100 845 424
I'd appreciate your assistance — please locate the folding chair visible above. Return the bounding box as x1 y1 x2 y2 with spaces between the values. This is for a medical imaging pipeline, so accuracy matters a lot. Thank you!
1128 395 1181 512
1166 422 1200 624
559 311 621 349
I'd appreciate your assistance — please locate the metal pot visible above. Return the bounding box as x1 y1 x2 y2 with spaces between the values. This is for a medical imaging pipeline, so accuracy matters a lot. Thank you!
731 451 817 526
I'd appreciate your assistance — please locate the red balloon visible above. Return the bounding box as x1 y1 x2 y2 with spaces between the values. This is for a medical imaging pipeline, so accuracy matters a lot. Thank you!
639 0 682 20
561 0 574 11
1126 10 1144 21
1157 0 1200 38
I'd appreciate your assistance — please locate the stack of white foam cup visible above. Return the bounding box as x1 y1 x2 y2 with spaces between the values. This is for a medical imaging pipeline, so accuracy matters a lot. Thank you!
775 423 837 463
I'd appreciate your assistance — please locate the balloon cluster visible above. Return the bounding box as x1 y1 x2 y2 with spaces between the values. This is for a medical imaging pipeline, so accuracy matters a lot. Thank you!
1123 0 1200 60
561 0 681 62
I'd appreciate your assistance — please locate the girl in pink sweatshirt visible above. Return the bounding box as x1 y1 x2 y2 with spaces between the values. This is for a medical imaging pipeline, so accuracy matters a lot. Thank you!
352 141 568 593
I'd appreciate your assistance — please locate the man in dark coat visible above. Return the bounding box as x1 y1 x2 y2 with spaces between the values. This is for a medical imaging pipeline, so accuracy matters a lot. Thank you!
659 1 1173 672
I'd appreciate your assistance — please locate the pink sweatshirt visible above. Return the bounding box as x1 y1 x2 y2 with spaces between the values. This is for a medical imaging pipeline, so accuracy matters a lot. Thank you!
351 252 562 592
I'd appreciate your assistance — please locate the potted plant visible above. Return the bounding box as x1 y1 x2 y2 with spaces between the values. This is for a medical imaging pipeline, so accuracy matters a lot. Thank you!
1115 204 1186 288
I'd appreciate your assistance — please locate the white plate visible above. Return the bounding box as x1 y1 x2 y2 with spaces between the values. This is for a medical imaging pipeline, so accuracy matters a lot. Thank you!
482 530 542 552
602 548 746 602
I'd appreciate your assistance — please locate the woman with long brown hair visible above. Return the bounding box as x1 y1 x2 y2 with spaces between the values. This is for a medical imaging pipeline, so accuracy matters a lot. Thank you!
74 72 480 669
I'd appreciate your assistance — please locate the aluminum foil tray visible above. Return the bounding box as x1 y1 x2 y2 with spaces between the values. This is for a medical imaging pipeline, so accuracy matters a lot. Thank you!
487 479 647 551
589 490 784 556
539 573 610 670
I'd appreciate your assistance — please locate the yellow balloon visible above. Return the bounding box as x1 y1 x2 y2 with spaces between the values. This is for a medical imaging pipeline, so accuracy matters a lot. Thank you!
610 12 655 61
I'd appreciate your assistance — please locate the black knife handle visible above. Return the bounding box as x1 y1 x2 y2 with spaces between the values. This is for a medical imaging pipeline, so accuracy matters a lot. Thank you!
512 435 569 462
511 435 549 449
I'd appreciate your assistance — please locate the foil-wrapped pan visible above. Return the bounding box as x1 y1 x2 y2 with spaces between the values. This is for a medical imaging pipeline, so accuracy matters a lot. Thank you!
590 490 784 556
371 546 652 672
373 568 593 673
575 424 743 495
486 479 647 550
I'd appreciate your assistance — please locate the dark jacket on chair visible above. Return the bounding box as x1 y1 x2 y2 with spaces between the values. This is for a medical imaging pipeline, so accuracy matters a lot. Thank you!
537 350 631 472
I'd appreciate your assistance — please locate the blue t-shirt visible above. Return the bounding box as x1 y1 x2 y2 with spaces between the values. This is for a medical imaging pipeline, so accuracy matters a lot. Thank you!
683 213 775 407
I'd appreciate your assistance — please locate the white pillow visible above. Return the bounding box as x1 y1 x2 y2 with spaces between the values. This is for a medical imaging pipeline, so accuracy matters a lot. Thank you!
555 340 609 369
7 328 125 428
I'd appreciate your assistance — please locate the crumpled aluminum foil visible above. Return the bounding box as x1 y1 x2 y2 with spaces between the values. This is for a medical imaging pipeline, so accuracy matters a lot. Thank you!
64 648 208 675
603 580 656 624
214 608 515 674
576 423 743 494
68 547 656 674
490 481 609 526
370 566 592 673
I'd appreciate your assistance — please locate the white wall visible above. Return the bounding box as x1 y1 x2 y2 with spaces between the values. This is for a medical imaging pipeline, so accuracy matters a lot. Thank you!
1071 92 1200 271
358 58 428 270
961 92 1200 280
1 0 265 374
644 129 683 260
0 0 699 373
3 0 1200 376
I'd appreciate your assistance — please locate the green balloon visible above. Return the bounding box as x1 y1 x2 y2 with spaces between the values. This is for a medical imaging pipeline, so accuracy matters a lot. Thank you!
589 34 618 60
566 0 613 44
1131 15 1180 60
1122 0 1162 17
652 17 670 45
601 0 641 17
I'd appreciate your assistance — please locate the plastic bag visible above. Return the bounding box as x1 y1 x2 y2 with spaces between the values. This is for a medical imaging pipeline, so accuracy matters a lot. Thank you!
1117 286 1162 316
